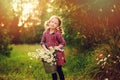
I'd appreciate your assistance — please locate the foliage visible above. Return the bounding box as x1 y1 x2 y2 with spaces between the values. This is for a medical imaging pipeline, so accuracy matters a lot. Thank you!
19 26 43 44
65 49 96 79
0 26 12 56
0 0 13 56
90 44 120 80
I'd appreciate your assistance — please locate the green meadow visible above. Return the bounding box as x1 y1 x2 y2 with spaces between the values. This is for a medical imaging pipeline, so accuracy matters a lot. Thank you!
0 44 95 80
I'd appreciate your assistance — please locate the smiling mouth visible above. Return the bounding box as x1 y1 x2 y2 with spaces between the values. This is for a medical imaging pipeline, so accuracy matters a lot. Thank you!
51 25 55 27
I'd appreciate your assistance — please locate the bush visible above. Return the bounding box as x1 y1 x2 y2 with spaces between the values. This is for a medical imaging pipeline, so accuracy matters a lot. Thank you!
0 26 12 56
91 44 120 80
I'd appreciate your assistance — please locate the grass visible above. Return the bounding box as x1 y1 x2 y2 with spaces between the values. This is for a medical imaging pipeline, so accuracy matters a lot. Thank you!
0 44 95 80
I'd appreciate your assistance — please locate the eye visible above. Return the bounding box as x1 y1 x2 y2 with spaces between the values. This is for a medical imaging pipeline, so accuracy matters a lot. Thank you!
51 21 54 23
55 22 57 24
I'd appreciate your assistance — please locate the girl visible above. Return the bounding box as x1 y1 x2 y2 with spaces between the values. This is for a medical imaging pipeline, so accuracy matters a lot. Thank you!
40 15 66 80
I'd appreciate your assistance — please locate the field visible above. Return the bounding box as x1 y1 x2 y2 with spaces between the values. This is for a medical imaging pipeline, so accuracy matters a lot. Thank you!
0 44 95 80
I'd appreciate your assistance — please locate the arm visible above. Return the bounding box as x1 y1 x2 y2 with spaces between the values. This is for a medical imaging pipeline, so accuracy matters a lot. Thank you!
54 44 64 50
40 31 49 51
41 44 49 52
54 32 66 51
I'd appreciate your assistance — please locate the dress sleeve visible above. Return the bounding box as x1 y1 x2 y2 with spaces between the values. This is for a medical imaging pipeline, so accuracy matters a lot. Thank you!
40 31 46 45
56 32 66 46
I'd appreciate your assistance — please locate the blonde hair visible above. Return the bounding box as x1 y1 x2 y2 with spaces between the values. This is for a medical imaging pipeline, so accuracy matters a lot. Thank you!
44 15 64 34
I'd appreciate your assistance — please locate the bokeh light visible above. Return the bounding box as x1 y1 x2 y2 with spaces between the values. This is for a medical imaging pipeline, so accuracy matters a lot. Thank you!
11 0 41 27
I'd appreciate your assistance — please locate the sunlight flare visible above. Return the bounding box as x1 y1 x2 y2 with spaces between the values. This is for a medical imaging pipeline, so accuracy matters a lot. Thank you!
11 0 41 27
1 23 4 27
47 8 53 13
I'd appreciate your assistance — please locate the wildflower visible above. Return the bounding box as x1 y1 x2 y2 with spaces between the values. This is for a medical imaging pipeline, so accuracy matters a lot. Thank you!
113 61 116 63
107 54 110 57
103 62 106 65
116 56 119 58
99 59 104 62
103 57 107 61
28 47 56 65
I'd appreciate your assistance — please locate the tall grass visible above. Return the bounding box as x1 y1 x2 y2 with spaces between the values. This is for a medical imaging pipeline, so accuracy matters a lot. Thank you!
65 51 96 80
0 44 51 80
0 44 95 80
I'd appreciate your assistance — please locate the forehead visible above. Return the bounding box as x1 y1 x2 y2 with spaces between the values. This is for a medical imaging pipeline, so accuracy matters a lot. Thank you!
50 18 59 23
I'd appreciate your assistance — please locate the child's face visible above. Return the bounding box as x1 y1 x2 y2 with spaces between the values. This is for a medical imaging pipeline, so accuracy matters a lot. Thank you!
49 18 59 29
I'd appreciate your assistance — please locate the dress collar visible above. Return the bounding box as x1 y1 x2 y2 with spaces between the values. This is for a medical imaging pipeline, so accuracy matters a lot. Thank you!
47 28 57 35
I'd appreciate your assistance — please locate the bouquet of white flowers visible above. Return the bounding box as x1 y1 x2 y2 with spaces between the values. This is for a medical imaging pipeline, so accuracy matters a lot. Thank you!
28 47 64 73
28 47 56 66
28 47 57 73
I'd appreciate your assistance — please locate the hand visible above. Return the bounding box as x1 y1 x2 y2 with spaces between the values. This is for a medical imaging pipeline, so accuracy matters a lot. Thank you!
44 49 49 52
48 46 54 50
54 46 60 50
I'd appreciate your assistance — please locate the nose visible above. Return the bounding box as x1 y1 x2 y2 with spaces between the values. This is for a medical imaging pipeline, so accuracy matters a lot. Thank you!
52 22 55 25
51 23 55 26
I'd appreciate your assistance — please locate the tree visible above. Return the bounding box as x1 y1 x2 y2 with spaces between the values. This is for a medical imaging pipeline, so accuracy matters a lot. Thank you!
0 0 13 56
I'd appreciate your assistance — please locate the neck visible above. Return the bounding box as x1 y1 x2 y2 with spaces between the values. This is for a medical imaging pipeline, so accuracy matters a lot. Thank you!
49 28 55 34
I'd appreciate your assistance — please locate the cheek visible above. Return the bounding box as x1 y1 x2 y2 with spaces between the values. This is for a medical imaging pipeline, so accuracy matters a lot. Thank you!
55 24 59 28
